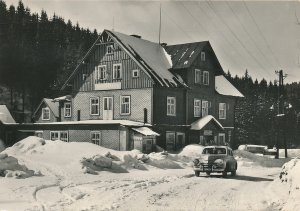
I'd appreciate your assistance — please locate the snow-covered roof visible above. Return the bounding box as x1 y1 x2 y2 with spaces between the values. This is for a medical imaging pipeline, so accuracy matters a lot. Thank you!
52 95 72 102
215 75 244 97
0 105 16 124
33 98 59 118
132 127 160 136
190 115 224 130
108 31 183 87
34 120 151 127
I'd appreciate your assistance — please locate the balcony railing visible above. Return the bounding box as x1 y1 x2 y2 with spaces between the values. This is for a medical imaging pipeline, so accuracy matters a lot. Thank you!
94 78 122 90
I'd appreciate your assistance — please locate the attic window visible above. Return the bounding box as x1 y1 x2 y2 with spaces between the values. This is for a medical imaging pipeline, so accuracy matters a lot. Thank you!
201 51 206 61
42 107 50 120
132 69 139 78
106 45 113 54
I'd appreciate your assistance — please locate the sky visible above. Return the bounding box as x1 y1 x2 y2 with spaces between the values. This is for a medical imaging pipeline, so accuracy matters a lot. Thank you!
4 0 300 83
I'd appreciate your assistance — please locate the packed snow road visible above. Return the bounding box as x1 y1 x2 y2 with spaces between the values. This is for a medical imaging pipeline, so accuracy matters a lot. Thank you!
0 137 294 211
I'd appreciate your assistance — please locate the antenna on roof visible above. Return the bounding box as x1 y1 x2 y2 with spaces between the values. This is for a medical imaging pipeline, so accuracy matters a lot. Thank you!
112 16 115 32
159 3 162 44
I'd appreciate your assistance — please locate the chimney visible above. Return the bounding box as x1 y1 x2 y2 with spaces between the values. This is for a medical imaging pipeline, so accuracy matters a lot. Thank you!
130 34 141 39
160 43 167 47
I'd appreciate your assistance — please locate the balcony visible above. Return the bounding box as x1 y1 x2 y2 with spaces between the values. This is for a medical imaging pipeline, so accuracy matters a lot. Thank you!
94 79 122 90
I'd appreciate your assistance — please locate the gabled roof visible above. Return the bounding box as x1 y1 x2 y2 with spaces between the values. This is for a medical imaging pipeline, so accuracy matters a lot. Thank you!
165 42 208 69
190 115 224 130
215 75 244 97
132 127 160 136
0 105 16 124
33 98 59 118
61 30 186 89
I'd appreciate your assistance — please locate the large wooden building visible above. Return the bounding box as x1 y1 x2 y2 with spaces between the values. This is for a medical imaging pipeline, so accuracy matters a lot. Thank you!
32 30 243 152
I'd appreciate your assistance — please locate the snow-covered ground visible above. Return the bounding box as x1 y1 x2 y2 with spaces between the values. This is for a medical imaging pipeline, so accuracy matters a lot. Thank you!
0 136 299 211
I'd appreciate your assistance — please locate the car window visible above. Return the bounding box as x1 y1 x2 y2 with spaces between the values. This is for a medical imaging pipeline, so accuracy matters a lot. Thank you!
202 148 226 155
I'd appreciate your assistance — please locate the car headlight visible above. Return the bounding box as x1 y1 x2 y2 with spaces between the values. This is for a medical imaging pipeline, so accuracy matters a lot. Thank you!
193 159 200 165
214 159 224 166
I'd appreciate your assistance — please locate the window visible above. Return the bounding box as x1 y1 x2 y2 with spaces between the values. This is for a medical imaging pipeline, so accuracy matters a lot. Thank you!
195 69 202 84
90 97 100 115
202 100 209 117
194 99 201 117
50 131 68 142
60 131 69 142
106 45 113 54
167 97 176 116
91 131 101 145
203 71 209 85
219 103 226 119
120 96 131 115
82 74 88 81
113 64 122 79
50 131 60 141
42 107 50 120
132 69 139 78
64 103 71 117
201 51 206 61
96 65 107 81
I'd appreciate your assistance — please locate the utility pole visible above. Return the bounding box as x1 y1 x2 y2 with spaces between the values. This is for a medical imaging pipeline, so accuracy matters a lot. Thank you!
275 70 288 158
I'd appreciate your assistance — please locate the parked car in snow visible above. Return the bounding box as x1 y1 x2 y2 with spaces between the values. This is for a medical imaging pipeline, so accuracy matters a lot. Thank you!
193 146 237 177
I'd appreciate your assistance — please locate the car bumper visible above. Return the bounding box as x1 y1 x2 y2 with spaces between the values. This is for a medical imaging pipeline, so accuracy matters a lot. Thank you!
193 165 225 172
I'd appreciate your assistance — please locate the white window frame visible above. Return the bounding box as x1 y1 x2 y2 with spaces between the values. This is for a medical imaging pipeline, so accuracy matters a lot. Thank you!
195 69 201 84
201 51 206 61
132 69 140 78
113 63 122 79
91 131 101 145
90 97 100 115
202 100 209 117
106 45 113 55
203 71 209 85
97 65 107 81
64 102 72 117
120 96 131 115
42 107 50 120
194 99 201 117
50 131 69 142
50 131 60 141
167 96 176 116
60 131 69 142
219 103 226 119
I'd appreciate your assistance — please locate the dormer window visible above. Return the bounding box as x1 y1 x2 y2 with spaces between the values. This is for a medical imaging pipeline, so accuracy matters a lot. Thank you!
42 107 50 120
132 69 139 78
106 45 113 54
201 51 206 61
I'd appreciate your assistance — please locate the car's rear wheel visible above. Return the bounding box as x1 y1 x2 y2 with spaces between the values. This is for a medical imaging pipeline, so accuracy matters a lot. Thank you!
195 171 200 177
231 170 236 176
206 172 211 176
222 171 227 177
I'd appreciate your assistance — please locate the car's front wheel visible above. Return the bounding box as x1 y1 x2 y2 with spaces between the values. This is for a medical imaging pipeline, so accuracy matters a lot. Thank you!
231 170 236 176
222 171 227 177
195 171 200 177
206 172 211 176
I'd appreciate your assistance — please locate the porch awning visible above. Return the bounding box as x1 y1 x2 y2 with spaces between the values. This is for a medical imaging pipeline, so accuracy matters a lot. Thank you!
190 115 224 130
132 127 160 136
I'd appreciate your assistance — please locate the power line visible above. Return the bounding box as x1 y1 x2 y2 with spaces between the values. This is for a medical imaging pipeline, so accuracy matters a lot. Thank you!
242 1 282 68
226 1 276 75
161 7 195 42
180 2 242 70
206 1 269 79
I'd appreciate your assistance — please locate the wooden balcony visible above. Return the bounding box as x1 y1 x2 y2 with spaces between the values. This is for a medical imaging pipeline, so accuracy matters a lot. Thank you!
94 79 122 90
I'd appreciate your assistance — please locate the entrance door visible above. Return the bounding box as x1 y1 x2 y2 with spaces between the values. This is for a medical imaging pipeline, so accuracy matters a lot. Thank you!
176 133 185 149
103 97 113 120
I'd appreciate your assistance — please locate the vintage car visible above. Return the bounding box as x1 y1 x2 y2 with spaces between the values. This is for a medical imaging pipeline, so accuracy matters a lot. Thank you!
193 146 237 177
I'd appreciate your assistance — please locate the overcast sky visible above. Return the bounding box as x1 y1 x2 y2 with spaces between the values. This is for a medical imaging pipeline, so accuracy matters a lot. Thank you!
4 0 300 83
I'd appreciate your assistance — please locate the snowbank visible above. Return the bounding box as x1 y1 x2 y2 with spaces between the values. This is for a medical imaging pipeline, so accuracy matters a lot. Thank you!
234 150 291 168
269 159 300 210
0 153 35 178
